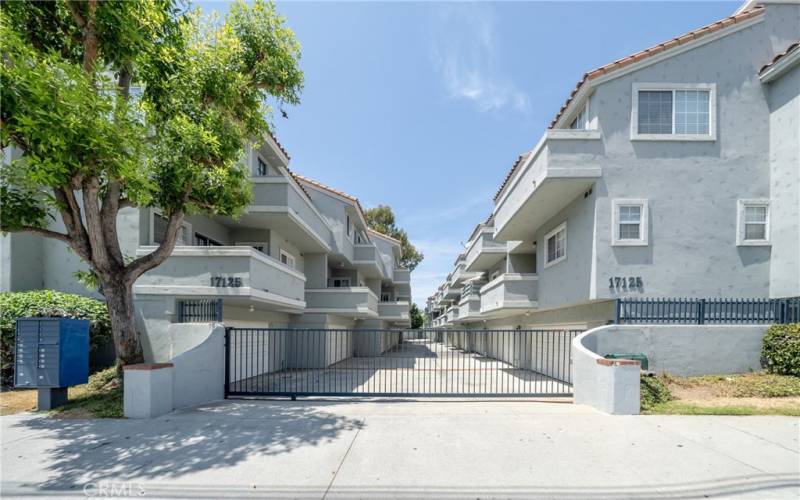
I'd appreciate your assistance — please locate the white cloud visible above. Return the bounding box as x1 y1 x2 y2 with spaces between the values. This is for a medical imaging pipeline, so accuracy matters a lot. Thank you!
431 4 530 113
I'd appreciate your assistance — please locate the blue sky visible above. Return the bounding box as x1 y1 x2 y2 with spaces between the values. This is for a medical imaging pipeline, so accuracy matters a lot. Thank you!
205 1 740 304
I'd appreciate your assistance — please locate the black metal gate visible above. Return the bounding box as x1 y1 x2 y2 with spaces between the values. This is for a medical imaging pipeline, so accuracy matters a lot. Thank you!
225 328 581 398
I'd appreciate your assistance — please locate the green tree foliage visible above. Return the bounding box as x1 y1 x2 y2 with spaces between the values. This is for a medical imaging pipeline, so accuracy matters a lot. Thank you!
0 0 303 366
364 204 423 271
409 303 424 329
0 290 112 386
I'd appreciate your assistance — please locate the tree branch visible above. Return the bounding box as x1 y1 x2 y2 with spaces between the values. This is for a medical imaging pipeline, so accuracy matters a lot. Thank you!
13 226 72 245
52 186 91 262
125 209 185 283
100 180 125 267
81 177 112 273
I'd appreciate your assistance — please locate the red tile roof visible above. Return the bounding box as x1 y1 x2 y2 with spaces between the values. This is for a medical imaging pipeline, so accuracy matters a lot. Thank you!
493 7 764 204
759 41 800 74
292 173 368 220
267 132 291 161
492 151 532 202
549 6 764 130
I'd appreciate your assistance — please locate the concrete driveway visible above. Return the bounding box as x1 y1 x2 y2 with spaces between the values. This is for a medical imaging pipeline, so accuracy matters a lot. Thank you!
1 399 798 499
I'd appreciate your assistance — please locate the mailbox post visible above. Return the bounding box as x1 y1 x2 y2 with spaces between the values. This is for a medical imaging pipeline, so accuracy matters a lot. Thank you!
15 318 90 410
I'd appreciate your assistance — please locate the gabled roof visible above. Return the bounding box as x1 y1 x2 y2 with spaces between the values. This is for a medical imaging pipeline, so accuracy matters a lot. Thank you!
293 173 371 236
492 6 765 205
267 132 291 161
549 6 764 129
368 228 401 246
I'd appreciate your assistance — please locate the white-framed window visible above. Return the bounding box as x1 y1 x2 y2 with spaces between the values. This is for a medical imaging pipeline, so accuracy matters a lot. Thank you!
569 104 588 130
544 222 567 268
737 199 770 246
236 241 269 254
346 214 352 237
279 249 296 268
328 277 351 288
150 210 191 246
631 83 716 141
612 199 649 246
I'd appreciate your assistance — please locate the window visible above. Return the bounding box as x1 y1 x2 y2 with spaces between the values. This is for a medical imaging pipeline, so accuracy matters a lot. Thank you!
381 293 391 302
150 212 190 245
612 199 649 246
569 104 588 130
279 249 296 269
194 232 223 247
737 200 770 246
544 222 567 268
328 277 351 288
255 157 268 176
346 214 352 237
631 83 715 140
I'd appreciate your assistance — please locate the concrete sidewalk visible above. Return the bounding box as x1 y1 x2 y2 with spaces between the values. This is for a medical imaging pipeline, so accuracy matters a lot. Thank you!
1 399 798 499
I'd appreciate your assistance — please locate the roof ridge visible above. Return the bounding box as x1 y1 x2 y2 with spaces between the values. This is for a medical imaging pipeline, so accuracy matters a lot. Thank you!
293 173 368 222
493 6 765 204
367 227 401 244
549 6 764 129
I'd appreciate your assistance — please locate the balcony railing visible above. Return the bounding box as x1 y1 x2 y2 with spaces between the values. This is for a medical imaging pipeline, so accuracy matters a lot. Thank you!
250 178 332 248
304 287 379 317
480 274 538 314
378 301 410 320
493 129 603 241
616 297 800 325
394 268 411 283
465 229 507 272
134 246 306 310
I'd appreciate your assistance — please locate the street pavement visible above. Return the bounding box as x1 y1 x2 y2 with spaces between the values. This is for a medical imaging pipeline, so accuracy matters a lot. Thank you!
1 399 798 499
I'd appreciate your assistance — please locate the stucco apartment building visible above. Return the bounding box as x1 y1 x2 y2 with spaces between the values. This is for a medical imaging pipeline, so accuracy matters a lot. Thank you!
1 135 413 362
430 0 799 331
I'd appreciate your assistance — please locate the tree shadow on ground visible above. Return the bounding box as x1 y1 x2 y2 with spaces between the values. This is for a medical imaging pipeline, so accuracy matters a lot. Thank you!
12 400 364 491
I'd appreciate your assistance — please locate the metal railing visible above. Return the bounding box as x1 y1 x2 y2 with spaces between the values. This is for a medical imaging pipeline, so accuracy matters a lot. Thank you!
225 328 581 398
615 297 800 325
176 299 223 323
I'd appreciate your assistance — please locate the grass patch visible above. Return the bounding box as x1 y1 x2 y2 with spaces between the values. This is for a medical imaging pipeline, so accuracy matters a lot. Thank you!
650 401 800 417
662 372 800 398
51 367 123 419
642 371 800 416
0 367 122 418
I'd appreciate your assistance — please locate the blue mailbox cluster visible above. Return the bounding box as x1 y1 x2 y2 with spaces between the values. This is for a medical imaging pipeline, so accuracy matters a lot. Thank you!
15 318 89 388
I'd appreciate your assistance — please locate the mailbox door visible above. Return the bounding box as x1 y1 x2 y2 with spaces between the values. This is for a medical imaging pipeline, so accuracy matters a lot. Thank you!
37 344 60 387
14 321 38 387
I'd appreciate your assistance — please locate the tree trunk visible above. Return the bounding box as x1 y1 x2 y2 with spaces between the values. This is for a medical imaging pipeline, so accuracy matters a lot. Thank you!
102 278 144 372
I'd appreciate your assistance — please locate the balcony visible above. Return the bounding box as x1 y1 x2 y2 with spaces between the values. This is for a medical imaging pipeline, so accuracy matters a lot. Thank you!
241 177 333 252
134 246 306 312
465 228 507 272
456 281 485 322
304 287 379 318
353 244 384 278
480 273 538 317
378 301 411 323
445 305 459 323
493 129 603 242
394 268 411 283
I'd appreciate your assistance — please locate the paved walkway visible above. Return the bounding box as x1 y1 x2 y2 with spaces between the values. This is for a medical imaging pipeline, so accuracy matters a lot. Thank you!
1 400 798 499
231 339 571 396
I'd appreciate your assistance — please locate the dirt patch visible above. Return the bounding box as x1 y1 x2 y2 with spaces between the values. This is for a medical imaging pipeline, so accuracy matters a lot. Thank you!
0 389 37 416
677 396 800 410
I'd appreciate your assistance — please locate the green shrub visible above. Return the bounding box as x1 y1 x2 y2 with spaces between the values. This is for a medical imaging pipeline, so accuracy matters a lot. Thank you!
641 374 672 411
762 323 800 376
0 290 113 387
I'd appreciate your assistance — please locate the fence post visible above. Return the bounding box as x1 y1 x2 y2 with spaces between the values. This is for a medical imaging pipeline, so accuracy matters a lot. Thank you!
215 299 223 322
697 299 706 325
223 327 231 399
615 299 622 324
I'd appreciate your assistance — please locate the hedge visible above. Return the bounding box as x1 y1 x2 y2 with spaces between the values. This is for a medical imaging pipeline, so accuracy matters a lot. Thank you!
0 290 113 387
762 323 800 376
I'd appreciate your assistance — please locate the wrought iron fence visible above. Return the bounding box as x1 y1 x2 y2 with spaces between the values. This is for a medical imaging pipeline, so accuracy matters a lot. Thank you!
225 328 581 398
176 299 223 323
616 297 800 325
